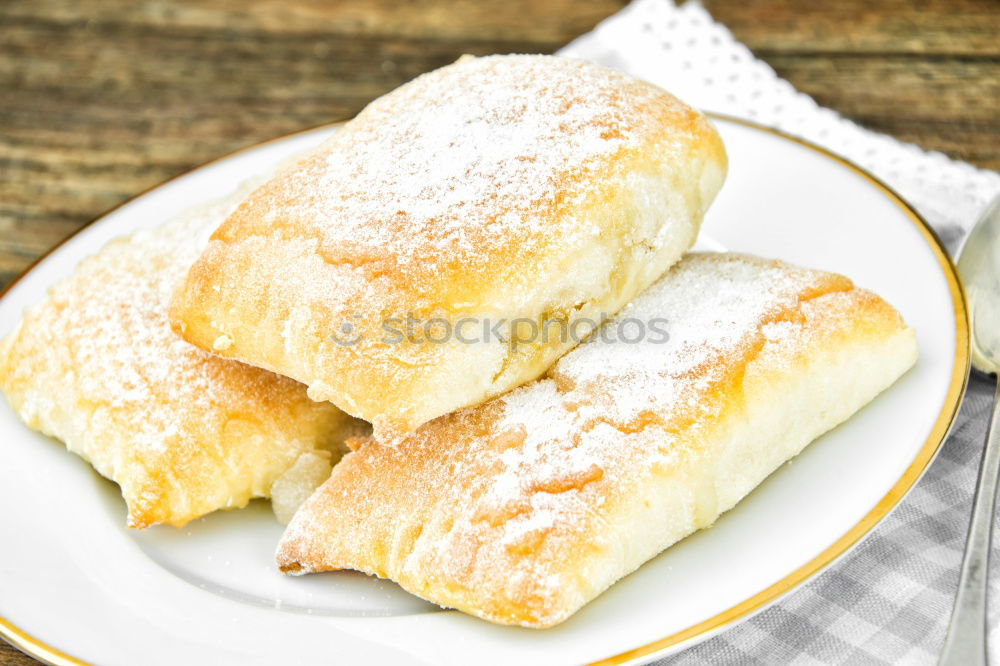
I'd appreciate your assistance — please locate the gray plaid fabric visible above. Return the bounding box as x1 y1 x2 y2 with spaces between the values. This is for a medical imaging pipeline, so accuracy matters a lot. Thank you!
661 374 998 665
558 1 1000 663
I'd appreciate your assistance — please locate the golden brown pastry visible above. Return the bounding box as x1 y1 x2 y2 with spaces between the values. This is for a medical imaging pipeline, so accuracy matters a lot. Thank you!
169 54 727 438
0 192 360 528
276 252 918 628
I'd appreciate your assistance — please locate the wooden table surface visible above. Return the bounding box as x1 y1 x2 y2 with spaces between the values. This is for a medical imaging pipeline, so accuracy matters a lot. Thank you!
1 0 996 663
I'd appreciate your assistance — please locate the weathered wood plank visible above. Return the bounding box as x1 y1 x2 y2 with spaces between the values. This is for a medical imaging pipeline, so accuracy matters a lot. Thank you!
0 1 996 662
704 0 1000 55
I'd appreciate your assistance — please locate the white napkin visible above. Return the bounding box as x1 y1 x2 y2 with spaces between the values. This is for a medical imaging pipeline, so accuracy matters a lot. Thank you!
559 1 1000 663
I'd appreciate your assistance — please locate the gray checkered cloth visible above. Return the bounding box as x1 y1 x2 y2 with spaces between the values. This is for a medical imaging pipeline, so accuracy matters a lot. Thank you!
558 1 1000 663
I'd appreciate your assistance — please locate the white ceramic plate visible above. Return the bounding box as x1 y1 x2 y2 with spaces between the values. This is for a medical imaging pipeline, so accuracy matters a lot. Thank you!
0 116 967 666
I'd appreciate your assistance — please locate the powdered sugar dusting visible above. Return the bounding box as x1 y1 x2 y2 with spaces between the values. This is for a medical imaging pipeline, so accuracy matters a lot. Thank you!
221 54 695 282
548 252 851 425
58 198 299 453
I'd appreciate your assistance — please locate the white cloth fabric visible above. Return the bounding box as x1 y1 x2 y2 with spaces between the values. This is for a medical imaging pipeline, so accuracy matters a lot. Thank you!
558 1 1000 663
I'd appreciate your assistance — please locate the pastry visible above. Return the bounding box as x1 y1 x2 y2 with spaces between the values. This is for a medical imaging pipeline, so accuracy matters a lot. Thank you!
169 54 727 438
0 190 360 528
276 252 918 628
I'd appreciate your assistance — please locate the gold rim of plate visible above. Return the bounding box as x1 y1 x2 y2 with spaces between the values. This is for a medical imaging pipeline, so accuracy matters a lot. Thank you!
0 113 971 666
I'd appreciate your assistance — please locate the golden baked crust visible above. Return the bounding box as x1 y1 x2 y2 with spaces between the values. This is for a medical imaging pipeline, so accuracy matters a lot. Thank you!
0 193 359 528
170 54 727 437
276 253 918 628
